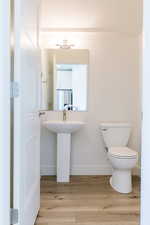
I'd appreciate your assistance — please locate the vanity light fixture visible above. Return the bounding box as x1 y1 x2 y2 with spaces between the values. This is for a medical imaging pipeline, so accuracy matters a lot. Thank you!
56 40 75 49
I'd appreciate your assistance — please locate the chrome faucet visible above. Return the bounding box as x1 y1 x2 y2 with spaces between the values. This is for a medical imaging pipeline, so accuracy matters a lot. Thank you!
63 109 67 121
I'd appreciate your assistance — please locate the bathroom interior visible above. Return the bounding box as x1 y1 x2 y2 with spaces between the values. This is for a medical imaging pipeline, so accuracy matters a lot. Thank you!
35 0 142 224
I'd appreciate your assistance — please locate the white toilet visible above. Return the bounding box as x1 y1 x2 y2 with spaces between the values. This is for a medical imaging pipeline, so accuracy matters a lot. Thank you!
100 123 138 194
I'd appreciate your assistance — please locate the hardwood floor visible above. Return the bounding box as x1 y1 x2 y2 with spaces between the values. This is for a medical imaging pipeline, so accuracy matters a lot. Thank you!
35 176 140 225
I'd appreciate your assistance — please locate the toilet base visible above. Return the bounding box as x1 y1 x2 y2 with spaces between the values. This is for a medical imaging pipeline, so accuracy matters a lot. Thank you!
110 169 132 193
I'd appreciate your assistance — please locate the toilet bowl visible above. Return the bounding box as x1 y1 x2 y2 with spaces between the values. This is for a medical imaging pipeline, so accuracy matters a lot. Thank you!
108 147 138 193
100 123 138 194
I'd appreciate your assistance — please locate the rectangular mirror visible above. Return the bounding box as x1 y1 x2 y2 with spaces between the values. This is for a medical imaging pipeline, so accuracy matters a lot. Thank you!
40 49 89 111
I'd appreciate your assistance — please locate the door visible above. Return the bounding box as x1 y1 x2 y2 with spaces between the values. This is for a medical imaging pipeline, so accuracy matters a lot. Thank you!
13 0 41 225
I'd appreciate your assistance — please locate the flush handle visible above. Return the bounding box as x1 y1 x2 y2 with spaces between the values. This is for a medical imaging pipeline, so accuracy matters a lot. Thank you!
102 128 108 131
39 112 45 117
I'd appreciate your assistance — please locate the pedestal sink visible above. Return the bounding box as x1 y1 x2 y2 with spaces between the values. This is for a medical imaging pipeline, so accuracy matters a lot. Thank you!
43 121 85 182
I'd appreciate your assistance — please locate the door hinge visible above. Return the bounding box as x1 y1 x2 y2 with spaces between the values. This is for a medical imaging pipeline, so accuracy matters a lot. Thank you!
10 81 19 98
10 208 18 224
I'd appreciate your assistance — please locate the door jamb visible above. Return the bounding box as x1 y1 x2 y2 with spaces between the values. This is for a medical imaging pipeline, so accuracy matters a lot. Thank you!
0 0 11 225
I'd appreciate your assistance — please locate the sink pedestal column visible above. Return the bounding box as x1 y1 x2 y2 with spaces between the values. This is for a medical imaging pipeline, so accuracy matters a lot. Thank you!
57 133 71 182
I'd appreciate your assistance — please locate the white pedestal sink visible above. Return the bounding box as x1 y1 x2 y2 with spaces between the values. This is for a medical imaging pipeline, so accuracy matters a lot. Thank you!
43 121 85 182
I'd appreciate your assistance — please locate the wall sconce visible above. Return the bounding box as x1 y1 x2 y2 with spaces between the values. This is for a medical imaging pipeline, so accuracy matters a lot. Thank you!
56 40 75 49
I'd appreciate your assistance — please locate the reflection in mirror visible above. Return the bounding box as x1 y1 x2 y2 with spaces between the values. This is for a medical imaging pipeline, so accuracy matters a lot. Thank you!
40 49 89 111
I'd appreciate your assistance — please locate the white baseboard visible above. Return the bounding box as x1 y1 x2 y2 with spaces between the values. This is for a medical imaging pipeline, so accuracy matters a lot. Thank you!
40 165 56 175
40 164 113 176
71 165 112 175
41 164 141 177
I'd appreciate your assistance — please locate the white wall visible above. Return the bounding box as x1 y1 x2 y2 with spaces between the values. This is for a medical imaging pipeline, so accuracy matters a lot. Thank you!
40 32 141 175
40 0 142 34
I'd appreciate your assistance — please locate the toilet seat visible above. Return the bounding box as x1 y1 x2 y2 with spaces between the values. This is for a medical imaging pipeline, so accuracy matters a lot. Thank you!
108 147 138 159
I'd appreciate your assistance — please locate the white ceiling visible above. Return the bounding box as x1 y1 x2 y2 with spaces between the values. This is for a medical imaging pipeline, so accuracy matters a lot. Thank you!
40 0 142 34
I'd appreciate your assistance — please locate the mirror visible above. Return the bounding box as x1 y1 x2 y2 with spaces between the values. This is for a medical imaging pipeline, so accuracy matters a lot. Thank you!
40 49 89 111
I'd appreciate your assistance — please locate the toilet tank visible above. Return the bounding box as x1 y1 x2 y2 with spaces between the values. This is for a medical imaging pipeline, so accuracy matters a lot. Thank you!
100 123 131 148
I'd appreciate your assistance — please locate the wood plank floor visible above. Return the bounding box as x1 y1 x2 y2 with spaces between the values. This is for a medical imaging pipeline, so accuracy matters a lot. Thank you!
35 176 140 225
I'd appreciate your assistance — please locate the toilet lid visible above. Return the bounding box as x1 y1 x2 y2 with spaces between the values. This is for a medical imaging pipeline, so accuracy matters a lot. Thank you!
108 147 138 158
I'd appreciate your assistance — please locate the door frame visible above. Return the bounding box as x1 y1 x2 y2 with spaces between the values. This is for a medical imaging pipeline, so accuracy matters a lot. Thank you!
141 1 150 224
0 0 11 225
1 1 150 225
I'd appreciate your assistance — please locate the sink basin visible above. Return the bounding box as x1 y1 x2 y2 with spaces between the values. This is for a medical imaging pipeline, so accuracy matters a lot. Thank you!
43 120 85 183
43 120 85 133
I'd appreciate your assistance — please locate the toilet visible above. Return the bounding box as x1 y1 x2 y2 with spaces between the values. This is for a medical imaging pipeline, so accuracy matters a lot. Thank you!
100 123 138 194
